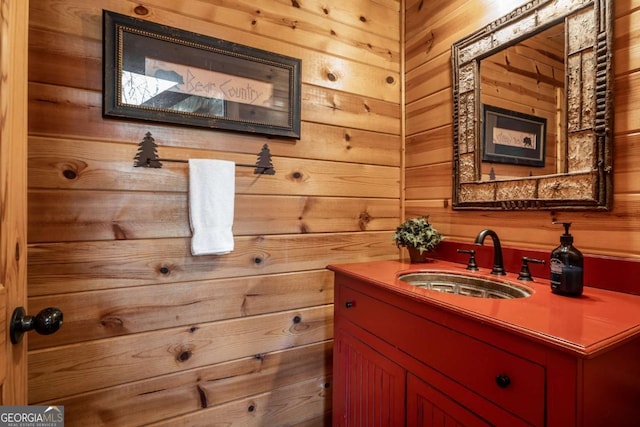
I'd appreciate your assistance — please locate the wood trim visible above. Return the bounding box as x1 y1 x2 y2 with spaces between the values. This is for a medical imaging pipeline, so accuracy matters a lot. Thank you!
0 0 29 405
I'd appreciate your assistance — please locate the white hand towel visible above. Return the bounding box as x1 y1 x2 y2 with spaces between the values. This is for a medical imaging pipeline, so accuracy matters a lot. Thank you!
188 159 235 255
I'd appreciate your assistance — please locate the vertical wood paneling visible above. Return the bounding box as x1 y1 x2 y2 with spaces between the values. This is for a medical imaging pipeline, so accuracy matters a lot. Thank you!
0 0 29 405
405 1 640 267
27 0 401 424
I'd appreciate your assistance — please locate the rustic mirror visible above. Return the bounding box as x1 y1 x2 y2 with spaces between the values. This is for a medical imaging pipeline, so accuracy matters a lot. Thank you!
451 0 613 210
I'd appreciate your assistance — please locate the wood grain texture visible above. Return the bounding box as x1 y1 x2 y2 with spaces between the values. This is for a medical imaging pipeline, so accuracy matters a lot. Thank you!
28 305 333 402
0 0 29 405
27 135 400 196
146 374 331 427
28 270 334 349
405 0 640 261
26 0 401 423
29 123 400 168
27 232 396 296
28 25 399 103
29 0 400 72
28 83 400 137
41 342 332 426
405 0 530 72
28 190 400 242
26 0 639 423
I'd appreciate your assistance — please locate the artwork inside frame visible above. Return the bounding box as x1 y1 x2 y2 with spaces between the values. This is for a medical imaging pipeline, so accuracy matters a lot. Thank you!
482 105 547 167
103 11 302 139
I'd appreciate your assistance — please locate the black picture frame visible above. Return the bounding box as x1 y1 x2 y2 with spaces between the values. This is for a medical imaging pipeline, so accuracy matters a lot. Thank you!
103 11 301 138
482 105 546 167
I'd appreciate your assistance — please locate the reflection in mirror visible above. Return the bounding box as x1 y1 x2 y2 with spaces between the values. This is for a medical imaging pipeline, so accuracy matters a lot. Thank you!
480 23 565 180
451 0 613 210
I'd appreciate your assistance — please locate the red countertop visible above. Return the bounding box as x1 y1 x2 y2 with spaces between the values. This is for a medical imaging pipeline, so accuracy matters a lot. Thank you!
328 259 640 358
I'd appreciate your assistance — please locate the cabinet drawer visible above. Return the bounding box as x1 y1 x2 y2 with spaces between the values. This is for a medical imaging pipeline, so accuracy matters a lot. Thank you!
338 285 545 426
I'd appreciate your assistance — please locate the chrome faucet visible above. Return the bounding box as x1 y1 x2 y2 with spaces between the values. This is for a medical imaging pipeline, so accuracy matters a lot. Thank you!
474 229 506 275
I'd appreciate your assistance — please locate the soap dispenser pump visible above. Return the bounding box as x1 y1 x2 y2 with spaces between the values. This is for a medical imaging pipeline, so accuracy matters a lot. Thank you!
550 222 584 296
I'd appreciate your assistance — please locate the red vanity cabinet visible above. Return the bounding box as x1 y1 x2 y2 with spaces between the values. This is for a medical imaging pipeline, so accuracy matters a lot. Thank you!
331 263 640 427
333 328 406 426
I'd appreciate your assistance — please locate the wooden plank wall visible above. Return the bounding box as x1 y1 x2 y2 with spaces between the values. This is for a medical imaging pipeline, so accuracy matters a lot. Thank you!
405 0 640 270
27 0 401 425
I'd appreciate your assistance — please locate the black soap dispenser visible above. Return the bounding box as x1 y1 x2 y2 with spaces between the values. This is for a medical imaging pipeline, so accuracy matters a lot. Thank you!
550 222 584 296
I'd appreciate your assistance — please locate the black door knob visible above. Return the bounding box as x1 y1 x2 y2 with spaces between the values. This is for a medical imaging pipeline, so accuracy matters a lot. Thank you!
10 306 63 344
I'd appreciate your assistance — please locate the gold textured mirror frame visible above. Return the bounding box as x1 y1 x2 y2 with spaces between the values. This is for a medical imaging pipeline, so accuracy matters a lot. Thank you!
451 0 613 210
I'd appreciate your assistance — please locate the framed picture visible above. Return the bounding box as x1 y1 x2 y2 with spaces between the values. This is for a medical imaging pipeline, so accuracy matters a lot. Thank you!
103 11 301 139
482 105 546 167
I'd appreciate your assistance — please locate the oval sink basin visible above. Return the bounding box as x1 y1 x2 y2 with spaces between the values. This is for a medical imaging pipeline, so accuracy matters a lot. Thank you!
397 272 532 299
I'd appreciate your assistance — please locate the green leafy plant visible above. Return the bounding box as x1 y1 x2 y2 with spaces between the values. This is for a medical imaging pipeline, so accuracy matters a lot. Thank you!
393 215 443 254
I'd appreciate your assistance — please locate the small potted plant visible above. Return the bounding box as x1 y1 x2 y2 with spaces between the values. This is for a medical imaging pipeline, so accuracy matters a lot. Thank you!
393 215 443 263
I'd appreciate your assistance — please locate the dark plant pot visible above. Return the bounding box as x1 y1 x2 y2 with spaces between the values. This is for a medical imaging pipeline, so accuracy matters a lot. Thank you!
407 247 434 263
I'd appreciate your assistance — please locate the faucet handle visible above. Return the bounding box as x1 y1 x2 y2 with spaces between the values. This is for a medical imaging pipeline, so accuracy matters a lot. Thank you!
457 249 479 271
518 257 546 281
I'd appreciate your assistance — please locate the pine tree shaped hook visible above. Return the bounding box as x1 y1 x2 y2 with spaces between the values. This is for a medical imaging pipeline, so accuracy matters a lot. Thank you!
132 132 276 175
255 144 275 175
133 132 162 168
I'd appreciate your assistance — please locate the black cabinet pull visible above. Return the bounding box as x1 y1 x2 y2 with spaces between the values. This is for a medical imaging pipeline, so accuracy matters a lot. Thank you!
495 374 511 388
345 300 354 309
